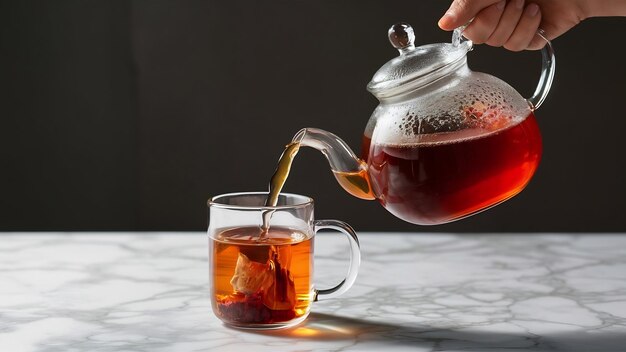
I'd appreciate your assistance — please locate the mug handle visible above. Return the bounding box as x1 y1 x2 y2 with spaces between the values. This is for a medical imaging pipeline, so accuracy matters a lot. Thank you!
312 219 361 301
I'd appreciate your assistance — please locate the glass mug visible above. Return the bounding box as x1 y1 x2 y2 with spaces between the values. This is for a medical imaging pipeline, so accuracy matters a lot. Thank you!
208 192 360 329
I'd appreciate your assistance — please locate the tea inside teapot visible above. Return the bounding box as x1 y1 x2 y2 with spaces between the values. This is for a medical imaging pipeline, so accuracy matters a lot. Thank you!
363 112 542 225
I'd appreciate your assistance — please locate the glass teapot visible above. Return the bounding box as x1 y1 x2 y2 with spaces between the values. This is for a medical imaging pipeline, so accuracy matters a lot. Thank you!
293 23 555 225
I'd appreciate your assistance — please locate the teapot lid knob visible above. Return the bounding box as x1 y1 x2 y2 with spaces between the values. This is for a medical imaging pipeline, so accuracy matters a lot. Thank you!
388 23 415 53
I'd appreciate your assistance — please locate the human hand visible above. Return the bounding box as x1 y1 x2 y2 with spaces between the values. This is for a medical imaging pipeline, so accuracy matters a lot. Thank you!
438 0 589 51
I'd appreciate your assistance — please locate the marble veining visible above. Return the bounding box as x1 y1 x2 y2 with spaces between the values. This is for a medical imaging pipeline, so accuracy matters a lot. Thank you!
1 233 626 351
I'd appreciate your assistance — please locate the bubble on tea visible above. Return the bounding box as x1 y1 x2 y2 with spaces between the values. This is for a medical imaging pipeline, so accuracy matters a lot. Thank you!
382 75 531 147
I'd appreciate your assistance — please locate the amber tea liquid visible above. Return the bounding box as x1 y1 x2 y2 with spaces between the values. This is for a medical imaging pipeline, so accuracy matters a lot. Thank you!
210 226 313 326
363 113 542 224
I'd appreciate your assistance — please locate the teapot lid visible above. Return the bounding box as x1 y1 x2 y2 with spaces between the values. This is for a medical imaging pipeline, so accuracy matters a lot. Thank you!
367 23 472 98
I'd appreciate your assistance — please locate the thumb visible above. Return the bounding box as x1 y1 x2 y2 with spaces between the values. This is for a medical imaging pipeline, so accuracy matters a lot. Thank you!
438 0 502 30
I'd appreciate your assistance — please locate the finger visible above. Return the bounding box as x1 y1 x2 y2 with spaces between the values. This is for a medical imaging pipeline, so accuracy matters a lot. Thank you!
463 0 506 44
438 0 502 31
504 3 541 51
486 0 526 47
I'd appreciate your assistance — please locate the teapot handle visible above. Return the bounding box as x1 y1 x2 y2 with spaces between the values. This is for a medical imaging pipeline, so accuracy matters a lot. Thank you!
527 29 555 110
454 27 555 111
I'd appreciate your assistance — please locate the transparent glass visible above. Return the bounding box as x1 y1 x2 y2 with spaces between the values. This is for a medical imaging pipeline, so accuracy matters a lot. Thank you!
288 23 555 226
208 192 360 329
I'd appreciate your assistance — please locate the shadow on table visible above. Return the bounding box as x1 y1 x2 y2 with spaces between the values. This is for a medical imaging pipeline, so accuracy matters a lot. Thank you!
246 312 626 351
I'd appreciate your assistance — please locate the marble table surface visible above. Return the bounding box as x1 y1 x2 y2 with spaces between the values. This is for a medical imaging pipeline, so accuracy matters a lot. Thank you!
1 232 626 352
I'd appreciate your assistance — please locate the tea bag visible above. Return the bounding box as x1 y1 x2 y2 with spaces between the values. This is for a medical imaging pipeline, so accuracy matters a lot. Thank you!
230 246 296 311
263 249 296 310
230 252 274 295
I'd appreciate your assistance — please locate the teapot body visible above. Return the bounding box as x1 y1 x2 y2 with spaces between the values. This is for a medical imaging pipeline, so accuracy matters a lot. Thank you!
362 62 542 225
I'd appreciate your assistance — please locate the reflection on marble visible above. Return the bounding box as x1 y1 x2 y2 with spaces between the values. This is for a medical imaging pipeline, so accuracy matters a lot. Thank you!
1 233 626 351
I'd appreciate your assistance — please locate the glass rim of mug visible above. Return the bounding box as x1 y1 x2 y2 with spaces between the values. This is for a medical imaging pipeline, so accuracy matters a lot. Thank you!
207 191 314 211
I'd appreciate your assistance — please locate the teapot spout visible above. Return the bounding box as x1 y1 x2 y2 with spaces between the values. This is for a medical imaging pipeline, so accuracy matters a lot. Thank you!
293 128 375 200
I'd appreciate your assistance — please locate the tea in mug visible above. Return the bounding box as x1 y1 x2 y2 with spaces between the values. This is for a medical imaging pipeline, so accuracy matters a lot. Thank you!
210 226 313 326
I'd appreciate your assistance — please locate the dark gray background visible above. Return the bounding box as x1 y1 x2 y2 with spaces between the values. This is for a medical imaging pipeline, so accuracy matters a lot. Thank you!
1 1 625 232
